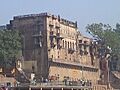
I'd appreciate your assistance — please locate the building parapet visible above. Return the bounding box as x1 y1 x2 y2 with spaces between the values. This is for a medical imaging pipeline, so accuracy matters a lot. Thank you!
60 18 77 28
13 12 77 28
13 13 48 20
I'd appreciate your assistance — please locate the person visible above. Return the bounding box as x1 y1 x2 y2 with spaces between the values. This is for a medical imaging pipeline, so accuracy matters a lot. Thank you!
45 78 48 85
63 76 67 85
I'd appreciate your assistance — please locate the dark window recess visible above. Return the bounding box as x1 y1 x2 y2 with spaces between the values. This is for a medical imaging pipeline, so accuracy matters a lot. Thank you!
63 40 64 48
56 33 63 40
84 50 88 55
56 38 62 49
56 32 60 36
52 55 53 58
79 40 82 43
50 42 56 48
50 31 54 35
57 44 62 49
79 44 82 49
84 45 87 50
70 42 72 48
68 42 69 49
80 49 84 56
50 31 56 40
65 41 67 49
84 41 87 44
73 43 74 49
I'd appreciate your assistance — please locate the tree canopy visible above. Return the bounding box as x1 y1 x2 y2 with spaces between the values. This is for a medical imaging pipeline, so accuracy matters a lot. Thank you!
86 23 120 57
0 29 21 67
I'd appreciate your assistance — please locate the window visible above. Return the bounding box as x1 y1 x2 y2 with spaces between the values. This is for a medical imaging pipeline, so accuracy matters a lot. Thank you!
73 43 74 49
68 42 69 49
65 41 67 49
63 40 64 48
84 41 87 44
52 55 53 58
70 42 72 48
79 40 82 43
50 31 54 35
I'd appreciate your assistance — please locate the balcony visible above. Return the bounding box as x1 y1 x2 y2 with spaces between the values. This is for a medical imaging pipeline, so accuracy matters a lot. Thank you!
49 21 54 26
49 34 56 39
56 33 64 40
68 48 75 54
57 44 62 49
49 31 56 39
55 23 60 28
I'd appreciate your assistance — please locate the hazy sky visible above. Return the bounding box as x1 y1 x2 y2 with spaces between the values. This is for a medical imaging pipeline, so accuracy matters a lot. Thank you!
0 0 120 35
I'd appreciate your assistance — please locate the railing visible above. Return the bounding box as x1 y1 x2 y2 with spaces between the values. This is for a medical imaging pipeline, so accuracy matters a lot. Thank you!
29 79 92 87
93 85 107 90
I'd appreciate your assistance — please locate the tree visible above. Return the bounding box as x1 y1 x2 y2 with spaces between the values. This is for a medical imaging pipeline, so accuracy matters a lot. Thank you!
86 23 120 57
0 29 21 68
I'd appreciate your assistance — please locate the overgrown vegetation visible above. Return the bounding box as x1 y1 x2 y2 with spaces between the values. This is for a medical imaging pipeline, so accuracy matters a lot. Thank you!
86 23 120 60
0 29 21 67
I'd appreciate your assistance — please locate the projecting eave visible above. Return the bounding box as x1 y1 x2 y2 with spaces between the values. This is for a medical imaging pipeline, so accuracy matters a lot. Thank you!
49 59 98 72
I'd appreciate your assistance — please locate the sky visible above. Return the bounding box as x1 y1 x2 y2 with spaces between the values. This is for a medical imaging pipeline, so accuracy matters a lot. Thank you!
0 0 120 35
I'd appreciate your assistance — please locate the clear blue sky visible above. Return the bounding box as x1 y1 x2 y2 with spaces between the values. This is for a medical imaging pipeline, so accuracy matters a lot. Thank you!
0 0 120 35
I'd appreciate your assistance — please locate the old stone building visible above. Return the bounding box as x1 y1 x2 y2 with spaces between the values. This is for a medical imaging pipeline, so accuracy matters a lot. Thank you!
7 13 99 85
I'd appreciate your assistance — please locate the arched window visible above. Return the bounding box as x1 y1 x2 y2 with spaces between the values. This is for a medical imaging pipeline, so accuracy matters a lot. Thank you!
70 42 72 48
65 41 67 49
68 42 69 49
63 40 64 48
73 43 74 49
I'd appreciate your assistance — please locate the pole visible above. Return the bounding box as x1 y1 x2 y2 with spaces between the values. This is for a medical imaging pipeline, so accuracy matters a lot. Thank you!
82 66 83 79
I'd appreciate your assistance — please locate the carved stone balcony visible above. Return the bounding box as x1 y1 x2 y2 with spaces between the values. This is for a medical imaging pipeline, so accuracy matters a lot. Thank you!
49 34 56 39
55 23 60 28
56 33 64 40
49 21 54 26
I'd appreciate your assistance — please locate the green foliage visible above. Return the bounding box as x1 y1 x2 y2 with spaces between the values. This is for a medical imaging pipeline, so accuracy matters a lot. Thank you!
0 29 21 66
86 23 120 56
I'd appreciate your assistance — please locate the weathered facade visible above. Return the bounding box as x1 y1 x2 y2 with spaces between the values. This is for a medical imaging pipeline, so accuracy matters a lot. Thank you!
8 13 99 85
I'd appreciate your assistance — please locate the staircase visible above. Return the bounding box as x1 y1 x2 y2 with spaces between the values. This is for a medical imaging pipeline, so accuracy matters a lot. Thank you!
15 68 30 83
